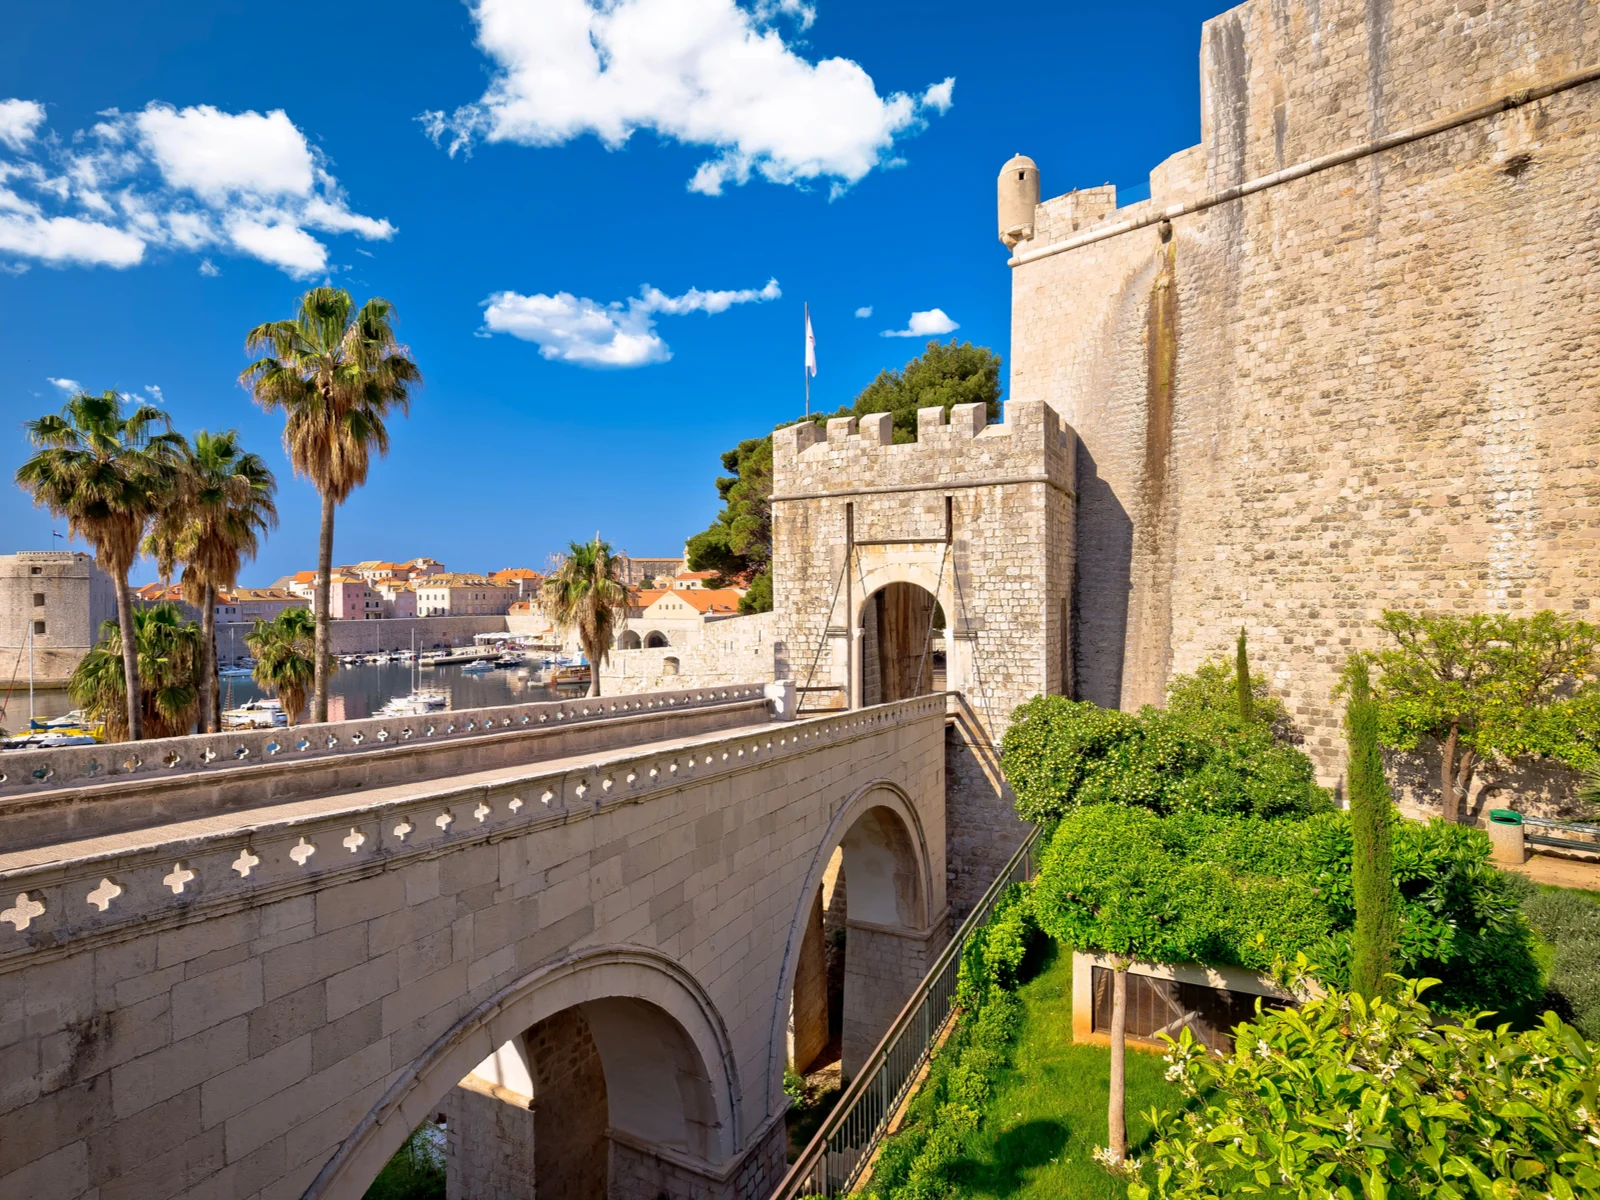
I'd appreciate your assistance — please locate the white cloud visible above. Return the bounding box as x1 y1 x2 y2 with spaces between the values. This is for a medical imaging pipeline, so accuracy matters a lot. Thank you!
0 99 393 276
854 305 872 318
482 277 781 367
198 257 219 276
422 0 953 196
881 308 959 338
0 100 46 152
136 105 314 200
47 376 80 392
143 384 163 402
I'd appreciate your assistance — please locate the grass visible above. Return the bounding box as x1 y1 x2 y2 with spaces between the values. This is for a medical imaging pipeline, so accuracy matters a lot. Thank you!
941 942 1185 1199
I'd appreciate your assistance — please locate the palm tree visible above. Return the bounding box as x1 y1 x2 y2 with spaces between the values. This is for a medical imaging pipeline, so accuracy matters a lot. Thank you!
541 538 627 697
240 287 420 724
146 431 278 733
246 607 318 726
68 603 203 742
16 390 185 740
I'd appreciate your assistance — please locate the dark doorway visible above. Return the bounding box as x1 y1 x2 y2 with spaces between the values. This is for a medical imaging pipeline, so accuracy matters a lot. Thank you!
860 582 943 706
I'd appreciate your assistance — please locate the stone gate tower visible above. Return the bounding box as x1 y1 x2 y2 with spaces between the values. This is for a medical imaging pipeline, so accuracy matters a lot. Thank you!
771 401 1076 911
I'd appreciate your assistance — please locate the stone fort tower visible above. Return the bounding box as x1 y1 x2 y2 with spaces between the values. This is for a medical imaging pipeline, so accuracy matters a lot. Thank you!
772 0 1597 839
771 403 1075 909
1001 0 1599 802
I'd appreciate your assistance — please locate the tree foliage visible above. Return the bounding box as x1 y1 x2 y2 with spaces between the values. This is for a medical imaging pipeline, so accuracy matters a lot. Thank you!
1235 628 1254 724
685 340 1003 612
241 287 419 723
1347 657 1401 1001
685 432 780 612
247 607 318 726
851 338 1001 443
1032 807 1334 975
541 538 627 696
144 429 278 732
1361 610 1600 821
1001 695 1328 825
69 603 202 741
1131 979 1600 1200
16 388 186 740
1030 807 1539 1016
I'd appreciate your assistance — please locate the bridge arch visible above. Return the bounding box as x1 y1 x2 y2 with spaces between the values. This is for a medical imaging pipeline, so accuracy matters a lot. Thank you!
766 779 941 1105
309 946 742 1200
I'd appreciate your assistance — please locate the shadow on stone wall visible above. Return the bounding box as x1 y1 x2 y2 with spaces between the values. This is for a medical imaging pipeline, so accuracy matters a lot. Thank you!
1387 742 1593 822
1071 440 1132 707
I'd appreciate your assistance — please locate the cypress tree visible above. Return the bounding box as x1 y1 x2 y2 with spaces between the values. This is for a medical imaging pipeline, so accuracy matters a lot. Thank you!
1346 656 1399 1000
1235 627 1254 724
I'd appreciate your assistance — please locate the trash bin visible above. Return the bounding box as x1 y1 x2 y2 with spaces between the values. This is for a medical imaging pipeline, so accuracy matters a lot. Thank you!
1487 808 1526 865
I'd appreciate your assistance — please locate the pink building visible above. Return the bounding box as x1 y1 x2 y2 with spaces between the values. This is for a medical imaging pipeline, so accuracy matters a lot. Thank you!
374 580 416 619
328 575 383 620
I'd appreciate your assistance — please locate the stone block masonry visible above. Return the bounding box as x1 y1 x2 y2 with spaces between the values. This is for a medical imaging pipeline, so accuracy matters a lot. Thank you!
0 692 948 1200
771 402 1076 913
1009 0 1600 803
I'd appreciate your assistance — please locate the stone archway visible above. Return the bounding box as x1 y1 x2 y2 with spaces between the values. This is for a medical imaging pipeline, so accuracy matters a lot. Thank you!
310 948 742 1200
773 782 944 1096
828 552 971 706
644 630 670 648
618 629 642 649
859 581 944 705
445 995 724 1198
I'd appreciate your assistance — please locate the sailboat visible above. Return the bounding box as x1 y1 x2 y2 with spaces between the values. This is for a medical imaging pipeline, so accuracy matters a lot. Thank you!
379 630 448 716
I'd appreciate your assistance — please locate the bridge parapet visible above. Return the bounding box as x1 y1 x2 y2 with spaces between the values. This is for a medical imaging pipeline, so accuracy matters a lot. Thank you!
0 684 766 798
0 693 947 975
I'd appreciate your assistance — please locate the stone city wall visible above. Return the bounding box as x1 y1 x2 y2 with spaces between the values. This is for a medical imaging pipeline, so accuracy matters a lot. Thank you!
217 615 515 659
1009 0 1600 805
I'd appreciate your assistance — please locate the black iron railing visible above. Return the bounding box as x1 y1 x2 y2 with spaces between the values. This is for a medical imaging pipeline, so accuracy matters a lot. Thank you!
771 826 1041 1198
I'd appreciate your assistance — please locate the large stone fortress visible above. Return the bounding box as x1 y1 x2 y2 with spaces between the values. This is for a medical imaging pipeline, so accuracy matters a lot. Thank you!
999 0 1598 788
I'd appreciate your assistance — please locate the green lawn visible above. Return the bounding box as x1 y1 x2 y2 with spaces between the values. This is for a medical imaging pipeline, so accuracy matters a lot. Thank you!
943 942 1185 1199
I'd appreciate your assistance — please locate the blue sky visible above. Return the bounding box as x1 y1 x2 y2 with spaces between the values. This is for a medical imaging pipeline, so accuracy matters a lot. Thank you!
1 0 1224 584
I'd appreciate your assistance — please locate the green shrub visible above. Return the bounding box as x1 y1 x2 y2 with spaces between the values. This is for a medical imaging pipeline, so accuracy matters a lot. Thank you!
1031 807 1335 975
866 888 1036 1199
1166 652 1286 729
1523 888 1600 1039
363 1121 445 1200
1001 696 1330 825
1131 978 1600 1200
1029 807 1542 1015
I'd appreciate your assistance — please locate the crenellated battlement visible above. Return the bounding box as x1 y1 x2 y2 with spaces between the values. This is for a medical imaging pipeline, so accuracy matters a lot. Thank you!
771 399 1074 499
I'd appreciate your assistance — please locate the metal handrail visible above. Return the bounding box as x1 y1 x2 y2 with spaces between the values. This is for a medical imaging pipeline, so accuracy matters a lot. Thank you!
771 825 1041 1199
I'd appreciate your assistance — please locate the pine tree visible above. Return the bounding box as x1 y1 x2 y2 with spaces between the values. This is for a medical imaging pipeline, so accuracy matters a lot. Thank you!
1235 627 1254 724
1346 656 1399 999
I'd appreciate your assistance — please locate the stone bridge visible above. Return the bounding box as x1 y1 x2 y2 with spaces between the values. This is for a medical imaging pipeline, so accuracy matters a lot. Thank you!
0 684 949 1200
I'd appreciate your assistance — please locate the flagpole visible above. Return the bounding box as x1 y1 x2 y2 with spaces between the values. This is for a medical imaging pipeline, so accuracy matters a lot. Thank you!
804 303 811 418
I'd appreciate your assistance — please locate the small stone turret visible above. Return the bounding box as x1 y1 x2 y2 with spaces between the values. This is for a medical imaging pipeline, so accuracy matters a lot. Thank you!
997 153 1039 248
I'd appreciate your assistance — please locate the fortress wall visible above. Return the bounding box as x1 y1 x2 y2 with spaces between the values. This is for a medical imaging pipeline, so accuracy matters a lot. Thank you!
1011 0 1600 793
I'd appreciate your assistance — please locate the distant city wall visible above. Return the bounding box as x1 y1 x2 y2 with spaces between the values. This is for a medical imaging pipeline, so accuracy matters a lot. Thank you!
217 614 514 658
1009 0 1599 808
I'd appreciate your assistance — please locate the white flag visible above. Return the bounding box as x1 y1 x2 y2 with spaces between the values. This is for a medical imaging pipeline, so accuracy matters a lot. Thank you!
805 305 817 378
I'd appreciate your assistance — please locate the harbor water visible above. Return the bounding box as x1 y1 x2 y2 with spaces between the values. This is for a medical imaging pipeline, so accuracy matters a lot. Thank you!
3 660 569 729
